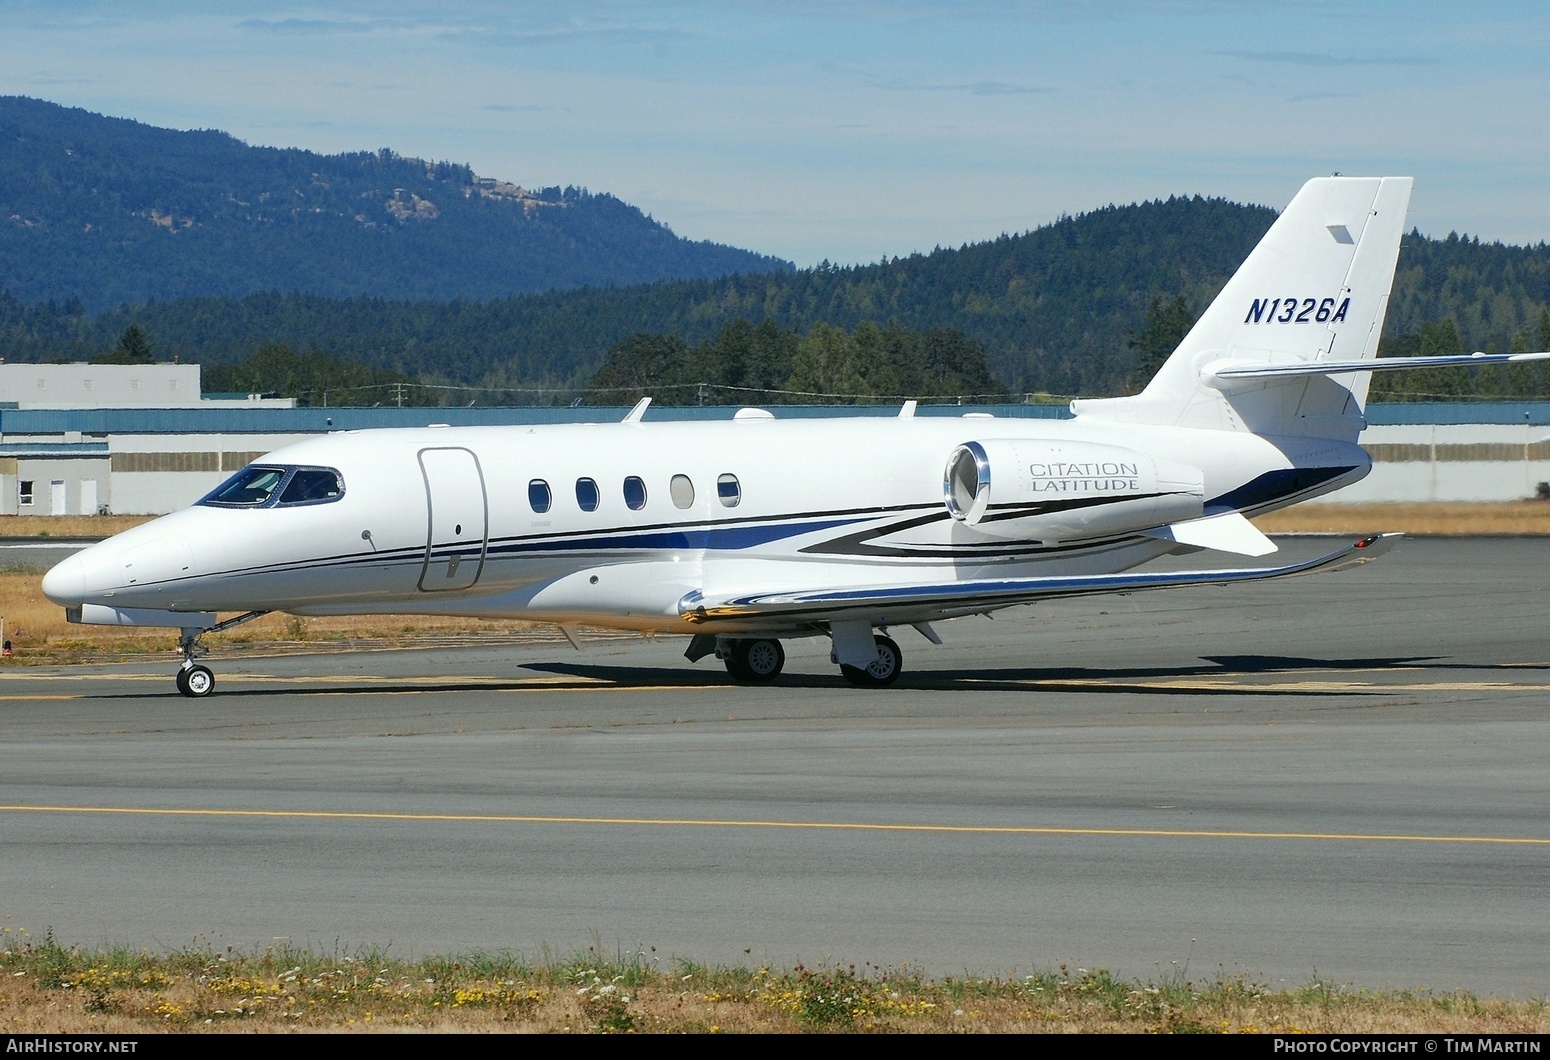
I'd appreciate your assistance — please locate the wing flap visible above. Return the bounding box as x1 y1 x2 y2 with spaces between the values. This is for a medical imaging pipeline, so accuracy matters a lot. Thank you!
679 534 1397 625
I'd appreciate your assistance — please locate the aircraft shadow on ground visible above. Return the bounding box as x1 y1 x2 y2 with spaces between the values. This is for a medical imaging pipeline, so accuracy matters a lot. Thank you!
515 653 1471 698
100 653 1547 699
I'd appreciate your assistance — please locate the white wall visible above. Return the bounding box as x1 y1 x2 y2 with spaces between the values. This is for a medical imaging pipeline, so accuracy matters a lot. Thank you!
105 433 311 514
1325 423 1550 503
0 363 203 409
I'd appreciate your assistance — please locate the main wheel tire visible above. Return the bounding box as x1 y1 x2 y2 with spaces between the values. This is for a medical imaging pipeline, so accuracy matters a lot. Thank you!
839 635 902 688
723 642 753 681
737 638 785 682
179 664 215 698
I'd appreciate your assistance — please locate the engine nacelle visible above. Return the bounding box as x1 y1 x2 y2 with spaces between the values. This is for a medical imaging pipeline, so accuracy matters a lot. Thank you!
943 439 1205 541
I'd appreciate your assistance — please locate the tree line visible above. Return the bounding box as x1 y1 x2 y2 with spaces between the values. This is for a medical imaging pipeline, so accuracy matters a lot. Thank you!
5 196 1549 402
588 319 1008 405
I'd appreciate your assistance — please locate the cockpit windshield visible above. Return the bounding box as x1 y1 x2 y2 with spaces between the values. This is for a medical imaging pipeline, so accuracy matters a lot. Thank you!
199 465 345 509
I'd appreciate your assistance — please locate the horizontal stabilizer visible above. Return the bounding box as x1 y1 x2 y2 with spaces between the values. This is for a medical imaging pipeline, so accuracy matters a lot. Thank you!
1205 351 1550 388
679 535 1398 626
1142 511 1277 556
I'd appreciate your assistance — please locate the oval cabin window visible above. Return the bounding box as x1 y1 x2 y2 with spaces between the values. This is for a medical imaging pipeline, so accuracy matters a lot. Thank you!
717 473 741 507
528 479 551 513
670 474 695 509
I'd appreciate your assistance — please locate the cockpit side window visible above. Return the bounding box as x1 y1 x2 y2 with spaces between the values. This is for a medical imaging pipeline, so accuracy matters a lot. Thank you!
277 468 344 506
199 465 345 509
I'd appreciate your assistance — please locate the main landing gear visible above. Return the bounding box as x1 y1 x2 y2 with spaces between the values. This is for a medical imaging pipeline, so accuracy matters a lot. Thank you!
684 627 913 687
720 638 786 683
839 634 902 688
173 611 269 698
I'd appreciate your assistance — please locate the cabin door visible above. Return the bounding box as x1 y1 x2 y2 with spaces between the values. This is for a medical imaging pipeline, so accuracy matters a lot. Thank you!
417 447 488 591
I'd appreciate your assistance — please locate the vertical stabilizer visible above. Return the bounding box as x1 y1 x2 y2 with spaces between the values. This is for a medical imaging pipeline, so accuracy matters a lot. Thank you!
1072 176 1412 441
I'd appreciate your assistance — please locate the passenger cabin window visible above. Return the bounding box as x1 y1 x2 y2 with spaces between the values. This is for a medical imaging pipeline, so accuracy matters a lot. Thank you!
717 473 741 507
670 474 695 509
528 479 552 513
623 476 647 511
199 465 345 509
575 477 600 512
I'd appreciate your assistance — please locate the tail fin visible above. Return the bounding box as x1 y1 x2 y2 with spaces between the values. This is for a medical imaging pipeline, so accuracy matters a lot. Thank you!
1073 176 1412 441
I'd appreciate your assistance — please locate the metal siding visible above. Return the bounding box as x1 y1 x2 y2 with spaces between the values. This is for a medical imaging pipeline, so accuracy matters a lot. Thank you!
0 403 1072 435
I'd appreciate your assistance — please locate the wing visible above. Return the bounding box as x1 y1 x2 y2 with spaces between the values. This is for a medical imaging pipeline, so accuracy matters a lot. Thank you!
679 534 1398 628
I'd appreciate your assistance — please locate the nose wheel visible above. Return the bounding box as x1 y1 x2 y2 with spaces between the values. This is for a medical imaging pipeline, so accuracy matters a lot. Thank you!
176 663 215 698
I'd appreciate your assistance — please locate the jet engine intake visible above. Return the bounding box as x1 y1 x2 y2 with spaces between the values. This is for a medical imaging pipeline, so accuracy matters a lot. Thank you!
943 439 1205 541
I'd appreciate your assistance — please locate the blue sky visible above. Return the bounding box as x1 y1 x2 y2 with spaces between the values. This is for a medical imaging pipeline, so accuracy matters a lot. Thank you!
4 1 1547 267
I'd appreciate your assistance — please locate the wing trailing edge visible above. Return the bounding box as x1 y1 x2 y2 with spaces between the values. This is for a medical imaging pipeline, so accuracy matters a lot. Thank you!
678 534 1399 626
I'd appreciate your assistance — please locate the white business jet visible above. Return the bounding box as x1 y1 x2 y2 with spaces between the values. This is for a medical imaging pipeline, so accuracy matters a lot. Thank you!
41 176 1550 696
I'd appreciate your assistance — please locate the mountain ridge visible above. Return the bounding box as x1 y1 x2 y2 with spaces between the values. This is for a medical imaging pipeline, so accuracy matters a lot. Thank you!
0 96 792 310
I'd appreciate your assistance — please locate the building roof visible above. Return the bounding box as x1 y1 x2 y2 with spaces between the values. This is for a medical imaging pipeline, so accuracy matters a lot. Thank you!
1 402 1547 436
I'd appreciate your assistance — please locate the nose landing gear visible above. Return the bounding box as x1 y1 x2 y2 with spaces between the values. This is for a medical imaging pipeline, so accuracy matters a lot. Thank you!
175 661 215 698
173 610 269 698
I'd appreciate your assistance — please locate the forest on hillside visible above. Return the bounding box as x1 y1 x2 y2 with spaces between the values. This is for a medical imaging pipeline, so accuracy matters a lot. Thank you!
0 96 789 309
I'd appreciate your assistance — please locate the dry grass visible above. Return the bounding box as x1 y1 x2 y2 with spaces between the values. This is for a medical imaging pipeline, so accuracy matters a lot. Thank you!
0 929 1543 1034
0 515 154 539
0 569 603 664
1253 500 1550 535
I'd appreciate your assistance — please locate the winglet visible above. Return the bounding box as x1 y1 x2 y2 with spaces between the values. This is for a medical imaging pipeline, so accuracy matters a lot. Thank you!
622 397 651 423
899 400 917 419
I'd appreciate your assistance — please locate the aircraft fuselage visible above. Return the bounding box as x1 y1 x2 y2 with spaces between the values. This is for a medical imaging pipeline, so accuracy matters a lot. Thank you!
43 414 1367 636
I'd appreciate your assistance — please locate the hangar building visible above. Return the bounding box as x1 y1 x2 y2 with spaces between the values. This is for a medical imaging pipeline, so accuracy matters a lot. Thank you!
2 363 1548 516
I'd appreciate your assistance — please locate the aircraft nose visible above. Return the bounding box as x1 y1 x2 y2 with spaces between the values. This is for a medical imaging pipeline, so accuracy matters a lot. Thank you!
41 549 88 607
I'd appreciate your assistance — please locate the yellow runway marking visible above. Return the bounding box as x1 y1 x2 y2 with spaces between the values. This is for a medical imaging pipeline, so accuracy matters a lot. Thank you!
1105 680 1527 693
1 673 173 681
953 677 1538 694
2 678 1545 700
0 674 712 696
2 804 1547 847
